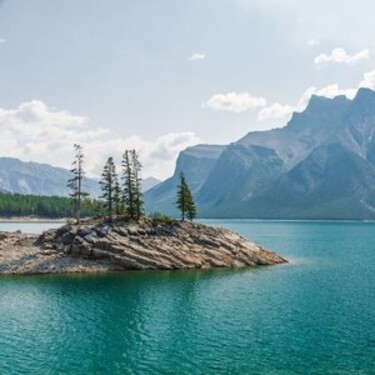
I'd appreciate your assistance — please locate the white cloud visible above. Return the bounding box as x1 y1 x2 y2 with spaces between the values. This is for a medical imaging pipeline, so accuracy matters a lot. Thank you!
315 84 357 99
314 47 369 66
296 84 357 110
257 83 358 122
359 70 375 90
203 92 266 113
0 38 6 43
257 103 294 122
189 53 206 61
0 100 200 180
307 39 320 47
295 87 318 111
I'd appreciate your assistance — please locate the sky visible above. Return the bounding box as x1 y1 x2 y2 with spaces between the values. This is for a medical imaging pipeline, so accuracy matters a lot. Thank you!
1 0 375 179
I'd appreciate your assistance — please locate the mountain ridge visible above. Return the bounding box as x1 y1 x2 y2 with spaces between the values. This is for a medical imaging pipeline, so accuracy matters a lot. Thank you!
145 88 375 219
0 157 161 197
0 157 101 197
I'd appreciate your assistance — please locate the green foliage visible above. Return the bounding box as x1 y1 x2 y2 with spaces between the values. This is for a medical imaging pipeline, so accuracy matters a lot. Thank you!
176 172 187 220
149 212 177 226
176 172 197 221
67 144 89 223
122 149 144 221
131 150 144 220
0 146 170 222
113 180 125 216
122 150 136 219
99 157 118 218
186 191 197 221
0 193 92 218
83 197 104 219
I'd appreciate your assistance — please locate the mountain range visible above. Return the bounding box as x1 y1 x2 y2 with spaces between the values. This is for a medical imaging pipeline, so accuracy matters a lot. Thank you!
0 158 101 197
0 158 160 197
145 88 375 220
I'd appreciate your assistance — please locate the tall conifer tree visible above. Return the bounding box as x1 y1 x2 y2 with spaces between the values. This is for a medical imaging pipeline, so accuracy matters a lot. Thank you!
99 157 118 219
176 172 197 221
121 149 144 221
113 179 124 216
122 150 136 219
186 188 197 221
67 144 88 224
131 150 144 221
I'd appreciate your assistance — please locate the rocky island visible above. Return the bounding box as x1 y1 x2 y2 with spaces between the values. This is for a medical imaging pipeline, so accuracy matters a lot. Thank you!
0 219 286 275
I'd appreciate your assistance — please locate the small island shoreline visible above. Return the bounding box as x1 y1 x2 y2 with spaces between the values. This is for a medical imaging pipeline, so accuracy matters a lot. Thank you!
0 219 287 276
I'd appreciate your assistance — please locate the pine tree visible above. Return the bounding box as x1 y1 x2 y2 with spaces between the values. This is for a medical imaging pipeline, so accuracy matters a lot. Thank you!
114 179 124 216
67 144 88 224
186 188 197 221
131 150 144 221
176 172 187 221
122 150 136 220
99 157 118 219
176 172 197 221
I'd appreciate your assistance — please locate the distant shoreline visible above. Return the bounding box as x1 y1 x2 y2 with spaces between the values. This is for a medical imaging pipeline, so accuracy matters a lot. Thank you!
1 217 375 224
0 218 66 223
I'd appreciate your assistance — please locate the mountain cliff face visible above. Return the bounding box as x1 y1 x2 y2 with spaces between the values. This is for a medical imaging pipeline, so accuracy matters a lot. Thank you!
145 88 375 219
144 144 225 215
0 158 100 197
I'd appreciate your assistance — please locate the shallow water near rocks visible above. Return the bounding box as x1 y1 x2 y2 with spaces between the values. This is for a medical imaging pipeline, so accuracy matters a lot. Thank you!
0 220 374 374
0 220 62 234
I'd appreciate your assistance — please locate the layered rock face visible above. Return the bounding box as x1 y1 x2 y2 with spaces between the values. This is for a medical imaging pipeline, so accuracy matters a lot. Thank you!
0 230 118 275
0 221 286 275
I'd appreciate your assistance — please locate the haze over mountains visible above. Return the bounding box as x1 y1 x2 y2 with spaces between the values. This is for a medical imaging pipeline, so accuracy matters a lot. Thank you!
145 88 375 220
0 158 160 197
3 88 375 219
0 158 101 197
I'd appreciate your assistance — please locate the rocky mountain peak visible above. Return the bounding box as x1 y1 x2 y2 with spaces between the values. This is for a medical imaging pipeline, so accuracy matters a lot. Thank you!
145 88 375 219
350 87 375 117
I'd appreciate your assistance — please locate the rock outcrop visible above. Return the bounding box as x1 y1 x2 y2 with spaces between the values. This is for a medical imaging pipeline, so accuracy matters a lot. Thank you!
0 220 286 275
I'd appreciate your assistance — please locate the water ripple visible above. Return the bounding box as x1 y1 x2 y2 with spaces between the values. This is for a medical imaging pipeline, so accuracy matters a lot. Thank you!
1 220 375 374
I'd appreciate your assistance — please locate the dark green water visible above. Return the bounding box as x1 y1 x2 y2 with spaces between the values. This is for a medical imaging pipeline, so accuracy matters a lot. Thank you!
0 220 374 374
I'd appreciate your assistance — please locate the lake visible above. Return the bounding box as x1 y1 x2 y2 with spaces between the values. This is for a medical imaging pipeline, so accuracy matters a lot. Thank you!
0 220 374 374
0 220 63 234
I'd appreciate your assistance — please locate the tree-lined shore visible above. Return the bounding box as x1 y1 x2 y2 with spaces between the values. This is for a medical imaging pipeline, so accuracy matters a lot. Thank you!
0 193 91 218
0 145 197 221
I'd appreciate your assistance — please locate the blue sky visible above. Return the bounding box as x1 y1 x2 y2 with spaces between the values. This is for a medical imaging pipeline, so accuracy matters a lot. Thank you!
0 0 375 178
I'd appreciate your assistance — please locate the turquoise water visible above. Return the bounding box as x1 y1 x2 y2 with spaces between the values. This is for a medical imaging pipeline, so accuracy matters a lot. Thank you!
0 220 374 374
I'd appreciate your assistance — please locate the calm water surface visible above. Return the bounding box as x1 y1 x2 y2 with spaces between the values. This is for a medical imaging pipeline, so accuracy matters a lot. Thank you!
0 220 63 234
0 220 374 374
